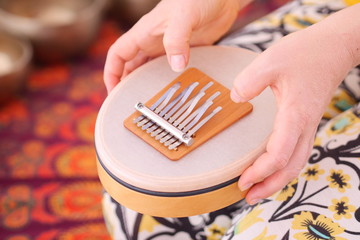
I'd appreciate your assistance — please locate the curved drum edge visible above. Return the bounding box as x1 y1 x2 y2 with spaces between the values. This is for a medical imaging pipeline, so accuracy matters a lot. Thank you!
96 158 247 218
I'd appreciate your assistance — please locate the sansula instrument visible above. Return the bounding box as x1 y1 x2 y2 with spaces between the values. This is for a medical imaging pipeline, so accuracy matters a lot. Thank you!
95 46 276 217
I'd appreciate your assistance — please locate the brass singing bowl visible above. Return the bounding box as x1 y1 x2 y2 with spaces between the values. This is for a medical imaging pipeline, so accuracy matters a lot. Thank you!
0 0 108 62
0 31 32 103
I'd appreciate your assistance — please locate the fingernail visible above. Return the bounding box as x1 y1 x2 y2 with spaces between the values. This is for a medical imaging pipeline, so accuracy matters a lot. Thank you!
230 88 245 103
249 198 260 205
170 55 186 72
240 183 253 192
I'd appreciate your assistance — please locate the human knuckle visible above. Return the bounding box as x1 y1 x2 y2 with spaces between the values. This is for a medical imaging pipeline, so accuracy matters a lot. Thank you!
298 111 312 127
163 38 186 54
108 44 117 55
238 88 249 99
233 83 249 99
274 154 289 170
162 35 173 48
163 35 186 50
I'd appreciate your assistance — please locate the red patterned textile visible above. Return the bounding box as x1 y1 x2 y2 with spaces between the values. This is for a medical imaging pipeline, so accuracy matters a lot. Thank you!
0 21 120 240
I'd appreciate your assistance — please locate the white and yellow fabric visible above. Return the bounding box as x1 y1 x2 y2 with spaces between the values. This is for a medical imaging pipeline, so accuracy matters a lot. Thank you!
102 0 360 239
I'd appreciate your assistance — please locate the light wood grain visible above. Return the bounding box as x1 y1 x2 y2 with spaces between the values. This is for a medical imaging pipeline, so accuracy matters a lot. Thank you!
97 159 247 218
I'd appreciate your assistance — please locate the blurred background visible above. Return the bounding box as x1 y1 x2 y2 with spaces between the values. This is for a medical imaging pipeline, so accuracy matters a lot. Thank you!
0 0 287 239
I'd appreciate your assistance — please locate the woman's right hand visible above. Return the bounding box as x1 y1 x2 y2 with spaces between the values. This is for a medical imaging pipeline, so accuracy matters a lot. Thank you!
104 0 249 93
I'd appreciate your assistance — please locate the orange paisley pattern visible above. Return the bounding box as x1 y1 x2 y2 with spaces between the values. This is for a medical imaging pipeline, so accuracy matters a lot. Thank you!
0 20 120 240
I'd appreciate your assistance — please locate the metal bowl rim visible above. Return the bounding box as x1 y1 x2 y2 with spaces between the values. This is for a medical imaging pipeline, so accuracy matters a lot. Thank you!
0 0 108 28
0 31 32 77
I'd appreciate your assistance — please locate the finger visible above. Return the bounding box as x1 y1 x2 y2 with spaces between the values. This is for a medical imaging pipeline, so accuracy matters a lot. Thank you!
245 128 316 205
238 109 306 191
163 13 193 72
230 57 274 103
104 31 140 93
122 51 150 79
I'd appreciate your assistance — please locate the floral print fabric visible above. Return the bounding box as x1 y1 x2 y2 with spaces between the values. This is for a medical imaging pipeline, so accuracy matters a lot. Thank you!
102 0 360 239
222 104 360 239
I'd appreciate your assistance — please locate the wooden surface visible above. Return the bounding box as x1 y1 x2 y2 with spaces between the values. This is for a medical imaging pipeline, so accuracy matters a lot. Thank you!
97 158 248 217
124 68 253 160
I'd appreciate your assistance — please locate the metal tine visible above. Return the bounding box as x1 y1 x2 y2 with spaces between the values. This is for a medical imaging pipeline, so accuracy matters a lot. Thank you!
145 121 162 134
168 140 182 150
142 120 155 130
205 91 221 102
147 82 204 137
155 130 169 140
137 118 150 127
167 106 222 150
154 83 180 114
164 137 177 146
187 106 222 137
160 133 173 143
144 121 162 133
138 83 181 130
164 134 182 147
149 83 199 138
150 127 164 136
152 82 181 110
141 83 181 133
146 93 185 135
182 91 221 132
168 82 213 123
176 91 220 129
158 87 187 117
144 87 185 131
178 100 214 131
147 125 159 133
170 92 205 125
168 91 219 146
163 82 199 120
133 82 181 123
164 138 177 146
146 82 202 135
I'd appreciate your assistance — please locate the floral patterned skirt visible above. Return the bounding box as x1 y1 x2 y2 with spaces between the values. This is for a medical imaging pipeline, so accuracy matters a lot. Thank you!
102 0 360 239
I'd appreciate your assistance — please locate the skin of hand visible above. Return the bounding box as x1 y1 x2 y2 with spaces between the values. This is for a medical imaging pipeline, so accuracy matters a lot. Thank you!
103 0 253 93
231 3 360 205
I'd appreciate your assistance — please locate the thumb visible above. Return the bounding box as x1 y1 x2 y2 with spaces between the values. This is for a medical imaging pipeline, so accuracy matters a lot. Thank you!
163 16 193 72
231 61 273 103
